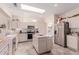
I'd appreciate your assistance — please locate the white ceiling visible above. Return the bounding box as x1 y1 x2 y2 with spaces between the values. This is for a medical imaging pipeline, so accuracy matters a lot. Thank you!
24 3 79 15
0 3 79 18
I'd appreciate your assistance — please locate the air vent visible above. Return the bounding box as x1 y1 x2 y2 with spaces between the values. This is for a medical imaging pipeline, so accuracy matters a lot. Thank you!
13 3 17 7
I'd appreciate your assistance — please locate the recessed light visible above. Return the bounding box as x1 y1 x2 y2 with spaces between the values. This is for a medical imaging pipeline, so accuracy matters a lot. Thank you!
54 4 58 7
32 19 37 22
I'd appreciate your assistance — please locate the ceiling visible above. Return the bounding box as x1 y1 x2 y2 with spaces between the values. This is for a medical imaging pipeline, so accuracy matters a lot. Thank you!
0 3 79 18
24 3 79 15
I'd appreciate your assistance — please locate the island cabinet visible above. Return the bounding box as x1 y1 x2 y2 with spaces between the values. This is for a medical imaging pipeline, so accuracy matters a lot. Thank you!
0 36 13 55
0 39 11 55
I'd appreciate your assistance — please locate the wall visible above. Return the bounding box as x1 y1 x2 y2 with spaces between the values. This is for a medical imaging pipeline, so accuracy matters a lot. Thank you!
18 20 47 35
61 8 79 32
45 14 54 36
9 16 47 35
18 22 36 29
36 20 47 35
0 8 10 34
0 8 10 29
0 4 12 17
0 4 47 35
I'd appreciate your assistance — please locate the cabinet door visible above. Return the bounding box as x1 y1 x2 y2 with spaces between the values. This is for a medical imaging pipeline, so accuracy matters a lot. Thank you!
67 35 78 50
0 44 9 55
38 37 47 53
46 37 53 51
19 34 27 42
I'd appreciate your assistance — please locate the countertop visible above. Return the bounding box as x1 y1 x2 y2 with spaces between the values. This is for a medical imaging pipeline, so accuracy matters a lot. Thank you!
6 34 17 39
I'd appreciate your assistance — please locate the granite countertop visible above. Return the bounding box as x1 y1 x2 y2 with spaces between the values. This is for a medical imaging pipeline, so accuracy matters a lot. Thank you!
6 34 17 40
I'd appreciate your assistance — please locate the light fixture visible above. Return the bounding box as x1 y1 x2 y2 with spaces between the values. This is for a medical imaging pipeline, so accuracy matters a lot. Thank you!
21 4 45 14
32 19 37 22
54 4 58 7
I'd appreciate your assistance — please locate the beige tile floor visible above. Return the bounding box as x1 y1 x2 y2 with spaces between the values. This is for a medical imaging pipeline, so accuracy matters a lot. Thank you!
14 42 79 55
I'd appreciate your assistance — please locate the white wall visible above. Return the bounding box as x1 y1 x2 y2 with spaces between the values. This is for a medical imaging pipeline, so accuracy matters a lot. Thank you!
61 8 79 32
0 8 10 29
0 4 12 17
0 4 47 35
45 14 54 36
18 22 36 29
0 8 10 34
9 16 47 35
36 20 47 35
18 20 47 35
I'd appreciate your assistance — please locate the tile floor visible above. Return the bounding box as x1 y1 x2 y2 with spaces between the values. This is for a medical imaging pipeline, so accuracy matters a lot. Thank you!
14 42 79 55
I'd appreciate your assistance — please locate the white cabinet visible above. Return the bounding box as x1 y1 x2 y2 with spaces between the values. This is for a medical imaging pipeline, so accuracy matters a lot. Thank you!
0 34 18 55
18 33 27 42
67 35 79 51
33 35 53 54
0 39 12 55
0 44 9 55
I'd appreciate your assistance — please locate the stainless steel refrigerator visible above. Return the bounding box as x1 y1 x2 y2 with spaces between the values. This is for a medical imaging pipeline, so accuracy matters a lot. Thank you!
55 22 70 47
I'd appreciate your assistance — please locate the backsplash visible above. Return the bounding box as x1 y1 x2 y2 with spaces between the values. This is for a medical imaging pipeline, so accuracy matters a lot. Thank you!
71 28 79 33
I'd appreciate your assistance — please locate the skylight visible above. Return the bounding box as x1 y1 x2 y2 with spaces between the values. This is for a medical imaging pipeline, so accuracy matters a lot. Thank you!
21 4 45 14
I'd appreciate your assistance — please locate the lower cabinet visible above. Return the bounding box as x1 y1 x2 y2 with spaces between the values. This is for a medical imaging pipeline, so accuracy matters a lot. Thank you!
0 40 10 55
18 33 27 42
0 44 9 55
67 35 79 51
